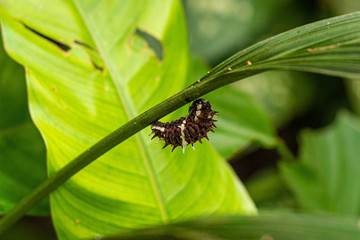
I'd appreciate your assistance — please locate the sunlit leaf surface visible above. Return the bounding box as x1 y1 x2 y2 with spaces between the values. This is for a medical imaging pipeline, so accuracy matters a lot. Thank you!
0 0 256 238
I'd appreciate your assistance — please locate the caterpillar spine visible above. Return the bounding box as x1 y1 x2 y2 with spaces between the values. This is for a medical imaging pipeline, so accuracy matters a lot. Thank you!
150 99 218 153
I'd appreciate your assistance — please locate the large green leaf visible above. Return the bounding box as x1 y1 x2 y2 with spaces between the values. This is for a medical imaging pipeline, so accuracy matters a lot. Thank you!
0 32 48 215
99 211 360 240
0 0 256 239
280 112 360 215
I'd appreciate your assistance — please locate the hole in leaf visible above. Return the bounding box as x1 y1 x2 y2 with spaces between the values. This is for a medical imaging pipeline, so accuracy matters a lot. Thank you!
135 28 163 61
22 23 71 52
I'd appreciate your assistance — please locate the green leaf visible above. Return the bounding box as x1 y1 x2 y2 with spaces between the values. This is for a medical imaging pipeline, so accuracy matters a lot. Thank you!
202 11 360 86
98 211 360 240
0 0 256 238
0 32 48 215
280 112 360 215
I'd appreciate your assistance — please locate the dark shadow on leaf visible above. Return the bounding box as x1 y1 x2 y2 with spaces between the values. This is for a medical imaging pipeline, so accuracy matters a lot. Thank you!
136 28 163 61
22 23 70 52
89 57 104 72
74 40 104 72
74 40 94 50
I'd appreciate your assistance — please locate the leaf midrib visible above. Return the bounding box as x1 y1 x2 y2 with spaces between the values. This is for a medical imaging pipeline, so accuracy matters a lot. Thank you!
72 0 169 223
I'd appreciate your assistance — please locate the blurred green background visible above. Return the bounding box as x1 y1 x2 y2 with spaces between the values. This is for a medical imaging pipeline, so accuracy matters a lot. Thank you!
1 0 360 239
184 0 360 210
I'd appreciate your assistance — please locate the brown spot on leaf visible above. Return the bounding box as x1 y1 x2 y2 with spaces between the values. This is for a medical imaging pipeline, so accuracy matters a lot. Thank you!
261 234 274 240
307 43 341 52
50 85 57 93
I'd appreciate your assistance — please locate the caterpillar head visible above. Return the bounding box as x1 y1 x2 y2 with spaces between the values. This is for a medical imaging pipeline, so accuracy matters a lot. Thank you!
188 99 216 122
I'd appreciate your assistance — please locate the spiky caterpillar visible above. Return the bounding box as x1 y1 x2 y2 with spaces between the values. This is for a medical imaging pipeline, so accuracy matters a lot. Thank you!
150 99 218 153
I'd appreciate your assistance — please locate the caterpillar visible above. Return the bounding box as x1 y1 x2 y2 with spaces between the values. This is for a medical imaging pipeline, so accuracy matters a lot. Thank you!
150 99 218 153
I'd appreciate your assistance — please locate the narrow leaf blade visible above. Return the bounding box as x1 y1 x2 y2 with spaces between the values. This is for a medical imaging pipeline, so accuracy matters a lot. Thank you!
99 211 360 240
202 11 360 88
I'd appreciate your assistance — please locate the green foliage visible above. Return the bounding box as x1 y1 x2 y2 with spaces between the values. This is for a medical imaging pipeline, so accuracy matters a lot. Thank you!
203 11 360 85
185 0 323 128
281 112 360 215
0 0 360 239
